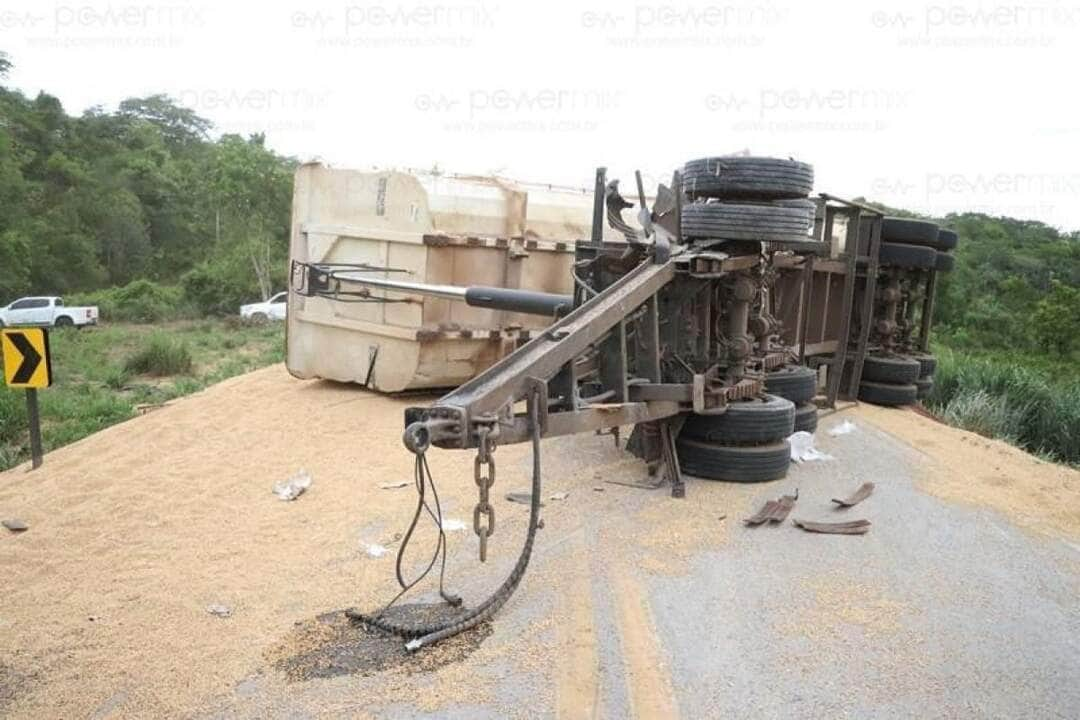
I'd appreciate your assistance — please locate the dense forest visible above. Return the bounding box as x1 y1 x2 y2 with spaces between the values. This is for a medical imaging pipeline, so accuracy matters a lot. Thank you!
0 52 295 317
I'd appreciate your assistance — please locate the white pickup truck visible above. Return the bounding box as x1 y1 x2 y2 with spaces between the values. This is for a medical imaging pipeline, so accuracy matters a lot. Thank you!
0 296 99 328
239 291 287 323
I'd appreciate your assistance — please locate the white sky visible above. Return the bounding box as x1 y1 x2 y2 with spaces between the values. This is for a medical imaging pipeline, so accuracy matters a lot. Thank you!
3 0 1079 230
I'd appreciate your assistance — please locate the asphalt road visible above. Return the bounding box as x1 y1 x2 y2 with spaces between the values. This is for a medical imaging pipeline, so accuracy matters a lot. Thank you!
205 411 1080 719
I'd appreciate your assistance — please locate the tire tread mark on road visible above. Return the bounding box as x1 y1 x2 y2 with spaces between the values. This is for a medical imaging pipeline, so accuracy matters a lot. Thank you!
556 560 600 720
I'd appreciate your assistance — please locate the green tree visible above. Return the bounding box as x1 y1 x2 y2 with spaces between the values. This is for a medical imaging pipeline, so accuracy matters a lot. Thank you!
1032 282 1080 355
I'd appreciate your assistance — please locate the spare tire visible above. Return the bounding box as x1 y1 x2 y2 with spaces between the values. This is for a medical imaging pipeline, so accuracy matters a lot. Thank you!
936 228 959 251
765 364 817 405
794 403 818 434
858 381 918 407
681 394 795 445
682 156 813 200
881 217 940 245
676 438 791 483
880 241 938 269
935 252 955 273
861 354 921 384
682 201 814 245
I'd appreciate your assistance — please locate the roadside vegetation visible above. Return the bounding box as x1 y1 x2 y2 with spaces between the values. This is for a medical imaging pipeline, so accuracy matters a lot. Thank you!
0 321 284 471
925 347 1080 466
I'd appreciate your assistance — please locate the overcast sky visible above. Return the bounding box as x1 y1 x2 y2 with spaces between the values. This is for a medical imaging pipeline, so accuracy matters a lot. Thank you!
3 0 1079 229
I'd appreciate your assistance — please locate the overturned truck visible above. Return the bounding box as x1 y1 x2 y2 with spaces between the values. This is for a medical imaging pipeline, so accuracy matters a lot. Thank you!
287 158 953 648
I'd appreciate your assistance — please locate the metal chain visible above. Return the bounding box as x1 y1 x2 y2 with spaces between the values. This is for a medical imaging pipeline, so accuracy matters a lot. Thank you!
473 426 496 562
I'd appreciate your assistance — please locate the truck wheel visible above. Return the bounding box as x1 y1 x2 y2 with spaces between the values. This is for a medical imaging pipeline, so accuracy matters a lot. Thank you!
915 377 934 399
793 403 818 433
765 365 817 405
249 312 269 325
909 352 936 378
881 217 940 246
681 394 795 445
54 316 74 328
676 437 791 483
682 156 813 200
935 252 955 273
681 201 814 245
858 381 918 407
879 242 938 269
861 354 921 384
936 229 959 251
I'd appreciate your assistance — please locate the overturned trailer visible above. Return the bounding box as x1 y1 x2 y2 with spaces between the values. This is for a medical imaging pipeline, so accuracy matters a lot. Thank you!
286 164 619 392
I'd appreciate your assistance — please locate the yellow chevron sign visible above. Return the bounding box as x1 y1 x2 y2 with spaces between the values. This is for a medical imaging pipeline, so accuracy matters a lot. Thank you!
1 328 52 389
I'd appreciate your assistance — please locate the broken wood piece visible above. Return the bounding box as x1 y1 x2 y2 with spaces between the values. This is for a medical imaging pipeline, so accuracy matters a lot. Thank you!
505 492 545 507
792 518 871 535
832 482 875 508
744 492 798 526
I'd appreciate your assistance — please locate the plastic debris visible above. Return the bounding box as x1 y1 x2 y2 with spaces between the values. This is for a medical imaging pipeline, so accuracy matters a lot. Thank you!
379 481 410 490
441 518 467 532
788 431 834 463
273 469 312 501
207 604 233 618
827 420 857 436
2 518 29 533
364 543 390 558
832 482 875 508
793 518 871 535
745 492 798 526
505 491 544 506
549 491 570 501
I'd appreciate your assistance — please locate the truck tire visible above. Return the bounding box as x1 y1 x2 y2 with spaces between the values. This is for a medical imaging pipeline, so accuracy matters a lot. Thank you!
936 229 959 250
682 201 814 245
765 365 817 405
915 377 934 399
794 403 818 434
676 437 791 483
681 394 795 445
54 316 74 328
858 381 918 407
861 354 921 384
909 352 936 378
879 242 938 270
881 217 940 245
682 156 813 200
935 252 955 273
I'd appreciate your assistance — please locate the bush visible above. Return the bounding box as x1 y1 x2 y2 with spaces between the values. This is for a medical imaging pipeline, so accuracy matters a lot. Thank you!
927 347 1080 465
181 261 258 317
69 280 189 323
123 334 193 376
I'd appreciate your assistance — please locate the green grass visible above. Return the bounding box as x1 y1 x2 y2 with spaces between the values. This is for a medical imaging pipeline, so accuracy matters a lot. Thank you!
123 334 194 376
926 345 1080 466
0 320 285 471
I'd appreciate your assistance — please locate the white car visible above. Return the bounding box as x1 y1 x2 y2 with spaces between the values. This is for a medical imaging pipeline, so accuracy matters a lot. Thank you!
240 291 288 323
0 296 99 328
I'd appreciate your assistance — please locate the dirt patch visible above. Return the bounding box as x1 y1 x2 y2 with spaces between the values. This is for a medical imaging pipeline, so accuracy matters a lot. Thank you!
852 403 1080 540
267 605 491 681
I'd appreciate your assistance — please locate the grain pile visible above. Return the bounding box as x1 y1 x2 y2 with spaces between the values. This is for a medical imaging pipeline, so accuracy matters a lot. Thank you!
0 365 751 717
851 403 1080 540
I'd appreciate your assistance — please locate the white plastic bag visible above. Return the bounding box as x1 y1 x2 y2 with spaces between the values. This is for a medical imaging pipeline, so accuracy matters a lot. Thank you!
788 431 834 463
827 420 856 437
273 469 312 501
